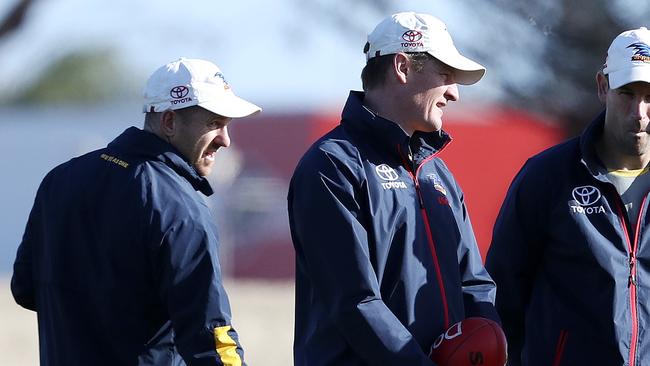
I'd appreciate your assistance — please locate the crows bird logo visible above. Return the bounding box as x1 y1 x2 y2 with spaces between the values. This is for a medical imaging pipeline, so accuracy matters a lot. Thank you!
627 42 650 62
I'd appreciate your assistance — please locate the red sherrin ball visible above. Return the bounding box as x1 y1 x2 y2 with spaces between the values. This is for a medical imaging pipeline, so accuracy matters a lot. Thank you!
429 317 507 366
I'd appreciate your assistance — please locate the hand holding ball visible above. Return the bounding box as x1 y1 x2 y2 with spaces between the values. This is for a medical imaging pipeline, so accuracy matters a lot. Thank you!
429 317 507 366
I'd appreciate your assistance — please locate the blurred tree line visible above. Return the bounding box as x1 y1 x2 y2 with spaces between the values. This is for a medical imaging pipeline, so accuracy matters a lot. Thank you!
2 0 649 135
0 0 133 105
300 0 649 137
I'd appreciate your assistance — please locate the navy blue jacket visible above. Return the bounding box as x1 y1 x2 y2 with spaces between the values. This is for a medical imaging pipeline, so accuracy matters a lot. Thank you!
288 91 498 366
487 112 650 366
12 127 244 366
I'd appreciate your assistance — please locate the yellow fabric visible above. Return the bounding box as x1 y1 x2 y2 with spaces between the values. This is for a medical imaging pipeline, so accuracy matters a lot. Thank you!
213 325 242 366
609 167 650 177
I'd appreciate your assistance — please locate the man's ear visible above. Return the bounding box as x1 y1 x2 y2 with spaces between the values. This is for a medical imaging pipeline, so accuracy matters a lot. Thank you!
393 53 410 84
596 72 609 104
160 110 177 138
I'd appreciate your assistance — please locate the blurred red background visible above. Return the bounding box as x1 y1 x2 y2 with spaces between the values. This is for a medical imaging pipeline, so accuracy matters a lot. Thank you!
227 107 562 278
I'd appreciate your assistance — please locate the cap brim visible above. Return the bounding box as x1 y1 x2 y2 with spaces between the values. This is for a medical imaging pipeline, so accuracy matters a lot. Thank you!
607 66 650 89
427 50 486 85
198 94 262 118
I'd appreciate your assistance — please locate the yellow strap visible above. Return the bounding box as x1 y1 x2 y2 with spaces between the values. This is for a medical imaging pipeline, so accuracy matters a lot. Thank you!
213 325 243 366
609 167 650 177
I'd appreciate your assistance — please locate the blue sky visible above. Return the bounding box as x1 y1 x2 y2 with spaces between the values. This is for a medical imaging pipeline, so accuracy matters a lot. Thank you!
1 1 647 113
0 0 511 112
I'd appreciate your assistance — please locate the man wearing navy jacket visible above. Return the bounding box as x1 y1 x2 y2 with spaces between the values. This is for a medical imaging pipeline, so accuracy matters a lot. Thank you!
288 12 498 366
487 28 650 365
11 58 260 366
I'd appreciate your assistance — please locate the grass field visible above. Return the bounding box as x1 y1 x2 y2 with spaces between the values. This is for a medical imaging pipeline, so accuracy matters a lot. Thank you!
0 278 294 365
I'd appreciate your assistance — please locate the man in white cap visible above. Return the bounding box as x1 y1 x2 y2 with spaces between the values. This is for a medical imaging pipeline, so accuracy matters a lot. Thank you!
288 12 498 365
11 58 260 366
487 27 650 366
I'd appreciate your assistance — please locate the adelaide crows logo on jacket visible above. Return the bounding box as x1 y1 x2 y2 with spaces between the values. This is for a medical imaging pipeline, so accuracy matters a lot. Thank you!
426 173 447 196
570 185 605 214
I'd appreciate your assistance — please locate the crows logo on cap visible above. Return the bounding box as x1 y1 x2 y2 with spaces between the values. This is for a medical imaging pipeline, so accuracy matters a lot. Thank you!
214 72 231 90
628 42 650 63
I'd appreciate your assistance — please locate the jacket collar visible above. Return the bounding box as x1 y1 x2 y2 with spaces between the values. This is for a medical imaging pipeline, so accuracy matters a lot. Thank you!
340 91 452 164
108 127 214 196
579 110 610 183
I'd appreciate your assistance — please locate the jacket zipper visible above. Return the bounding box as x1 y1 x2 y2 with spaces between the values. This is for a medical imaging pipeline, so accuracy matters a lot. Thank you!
614 194 648 366
552 330 569 366
397 144 450 328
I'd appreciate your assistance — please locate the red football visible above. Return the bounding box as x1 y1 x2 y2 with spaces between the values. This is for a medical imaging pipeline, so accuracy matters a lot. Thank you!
429 317 507 366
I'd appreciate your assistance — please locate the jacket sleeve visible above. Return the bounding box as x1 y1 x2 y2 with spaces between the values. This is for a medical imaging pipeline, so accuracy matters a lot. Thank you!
11 175 51 311
152 206 245 366
12 215 37 310
454 190 499 322
289 146 436 366
485 161 545 366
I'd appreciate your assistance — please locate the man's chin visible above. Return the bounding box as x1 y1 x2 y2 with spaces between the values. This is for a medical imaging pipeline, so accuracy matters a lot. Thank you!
194 164 213 177
431 117 443 131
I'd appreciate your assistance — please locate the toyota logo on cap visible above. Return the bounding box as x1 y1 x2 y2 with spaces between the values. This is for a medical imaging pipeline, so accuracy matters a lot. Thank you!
170 86 189 99
571 185 602 206
402 30 423 42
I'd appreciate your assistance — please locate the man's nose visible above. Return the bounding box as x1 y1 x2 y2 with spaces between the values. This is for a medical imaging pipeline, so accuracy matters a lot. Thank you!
445 83 459 102
215 126 231 148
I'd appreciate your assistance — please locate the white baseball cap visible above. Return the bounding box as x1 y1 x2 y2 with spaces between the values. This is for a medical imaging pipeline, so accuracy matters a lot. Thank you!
143 58 261 118
365 12 485 85
603 27 650 90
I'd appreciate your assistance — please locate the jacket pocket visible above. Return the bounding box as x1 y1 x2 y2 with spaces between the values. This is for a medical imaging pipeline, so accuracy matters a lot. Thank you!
552 330 569 366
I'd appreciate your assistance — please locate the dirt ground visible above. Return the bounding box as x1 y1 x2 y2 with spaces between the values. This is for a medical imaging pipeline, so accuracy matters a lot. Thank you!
0 278 295 366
